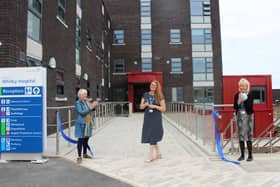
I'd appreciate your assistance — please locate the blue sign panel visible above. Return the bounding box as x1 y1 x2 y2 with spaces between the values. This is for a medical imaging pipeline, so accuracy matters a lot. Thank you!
0 86 43 153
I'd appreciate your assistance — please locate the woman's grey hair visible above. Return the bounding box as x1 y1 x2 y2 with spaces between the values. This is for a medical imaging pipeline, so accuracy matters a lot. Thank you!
77 88 88 98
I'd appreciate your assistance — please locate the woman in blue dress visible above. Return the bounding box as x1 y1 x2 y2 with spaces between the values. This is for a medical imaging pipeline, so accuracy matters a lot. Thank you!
140 80 166 163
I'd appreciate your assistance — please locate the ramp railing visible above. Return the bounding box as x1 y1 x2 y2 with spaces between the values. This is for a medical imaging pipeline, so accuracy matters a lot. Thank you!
46 101 131 156
164 103 216 154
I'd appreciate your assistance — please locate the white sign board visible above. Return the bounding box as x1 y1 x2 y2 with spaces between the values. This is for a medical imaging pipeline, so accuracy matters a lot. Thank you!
0 67 47 161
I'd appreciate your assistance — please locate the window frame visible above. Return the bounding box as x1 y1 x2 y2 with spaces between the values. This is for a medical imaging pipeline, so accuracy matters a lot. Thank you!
141 58 152 72
170 29 181 44
171 87 184 102
27 0 42 42
171 58 182 72
193 57 213 81
113 30 125 44
113 59 125 73
251 86 266 104
57 0 66 22
56 70 65 96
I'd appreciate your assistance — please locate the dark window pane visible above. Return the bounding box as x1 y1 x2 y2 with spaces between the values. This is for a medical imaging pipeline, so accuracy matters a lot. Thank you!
251 87 266 104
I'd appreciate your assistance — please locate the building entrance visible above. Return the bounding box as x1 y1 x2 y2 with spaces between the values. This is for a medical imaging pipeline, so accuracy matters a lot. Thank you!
127 72 163 112
133 83 150 112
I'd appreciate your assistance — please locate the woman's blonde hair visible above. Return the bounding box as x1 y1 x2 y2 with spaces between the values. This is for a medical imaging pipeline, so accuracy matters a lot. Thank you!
238 78 250 92
151 80 164 104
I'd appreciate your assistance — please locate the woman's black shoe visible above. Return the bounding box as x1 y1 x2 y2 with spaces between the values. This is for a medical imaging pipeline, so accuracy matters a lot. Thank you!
237 156 244 161
246 156 253 161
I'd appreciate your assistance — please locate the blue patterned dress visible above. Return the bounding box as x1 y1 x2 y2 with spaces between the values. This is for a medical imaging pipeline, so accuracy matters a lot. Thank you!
141 92 164 144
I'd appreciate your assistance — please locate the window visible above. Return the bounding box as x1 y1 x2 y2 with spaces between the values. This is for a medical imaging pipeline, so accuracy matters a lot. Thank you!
191 1 203 15
141 29 151 45
171 58 182 72
170 29 181 43
77 0 81 7
26 57 42 66
75 17 81 64
57 0 66 22
101 31 104 50
193 57 213 81
190 0 211 23
113 30 124 44
86 29 92 49
56 71 64 96
107 20 111 29
75 17 81 49
191 29 212 51
142 45 151 52
193 87 214 103
171 87 184 102
86 81 90 96
141 4 151 16
113 59 125 73
75 48 80 65
251 87 266 104
142 58 152 72
101 4 104 16
141 17 151 24
203 1 211 16
75 76 81 99
27 0 42 42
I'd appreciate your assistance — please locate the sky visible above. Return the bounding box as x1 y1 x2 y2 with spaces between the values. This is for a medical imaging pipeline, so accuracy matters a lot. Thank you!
219 0 280 89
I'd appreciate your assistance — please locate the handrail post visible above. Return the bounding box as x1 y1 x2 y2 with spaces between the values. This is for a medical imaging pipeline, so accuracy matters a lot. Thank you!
195 107 198 140
270 131 273 153
202 103 206 145
230 119 234 154
56 110 60 155
68 109 71 147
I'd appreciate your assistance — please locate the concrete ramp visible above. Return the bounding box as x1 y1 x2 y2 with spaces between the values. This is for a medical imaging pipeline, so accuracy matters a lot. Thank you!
63 114 280 187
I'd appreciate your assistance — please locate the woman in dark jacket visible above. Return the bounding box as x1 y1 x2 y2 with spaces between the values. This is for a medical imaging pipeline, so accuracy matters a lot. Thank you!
234 78 254 161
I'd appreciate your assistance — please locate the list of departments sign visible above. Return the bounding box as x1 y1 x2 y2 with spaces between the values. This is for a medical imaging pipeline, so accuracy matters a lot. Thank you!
0 67 47 154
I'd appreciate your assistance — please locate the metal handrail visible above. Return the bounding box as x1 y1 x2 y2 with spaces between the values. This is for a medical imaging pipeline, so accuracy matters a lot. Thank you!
165 102 216 154
46 101 131 156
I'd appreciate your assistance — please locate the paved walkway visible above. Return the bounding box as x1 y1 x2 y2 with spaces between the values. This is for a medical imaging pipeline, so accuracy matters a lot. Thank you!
0 158 132 187
62 114 280 187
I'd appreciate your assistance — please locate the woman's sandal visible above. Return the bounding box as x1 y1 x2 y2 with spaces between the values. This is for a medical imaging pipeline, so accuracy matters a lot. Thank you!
144 158 153 163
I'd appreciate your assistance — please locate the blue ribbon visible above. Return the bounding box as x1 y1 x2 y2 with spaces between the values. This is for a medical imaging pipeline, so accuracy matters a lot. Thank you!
57 111 94 156
211 109 240 165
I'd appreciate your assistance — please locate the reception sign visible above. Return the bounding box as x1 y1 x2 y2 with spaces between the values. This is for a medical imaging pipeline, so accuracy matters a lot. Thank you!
0 67 46 160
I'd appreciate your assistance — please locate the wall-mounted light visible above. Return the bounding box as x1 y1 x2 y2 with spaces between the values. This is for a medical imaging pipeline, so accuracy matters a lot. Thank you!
166 60 170 64
0 41 2 46
83 73 88 80
133 61 138 65
48 57 56 69
96 55 101 61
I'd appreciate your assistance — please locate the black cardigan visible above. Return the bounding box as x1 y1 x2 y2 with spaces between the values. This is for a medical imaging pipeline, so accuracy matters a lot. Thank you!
233 92 254 115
